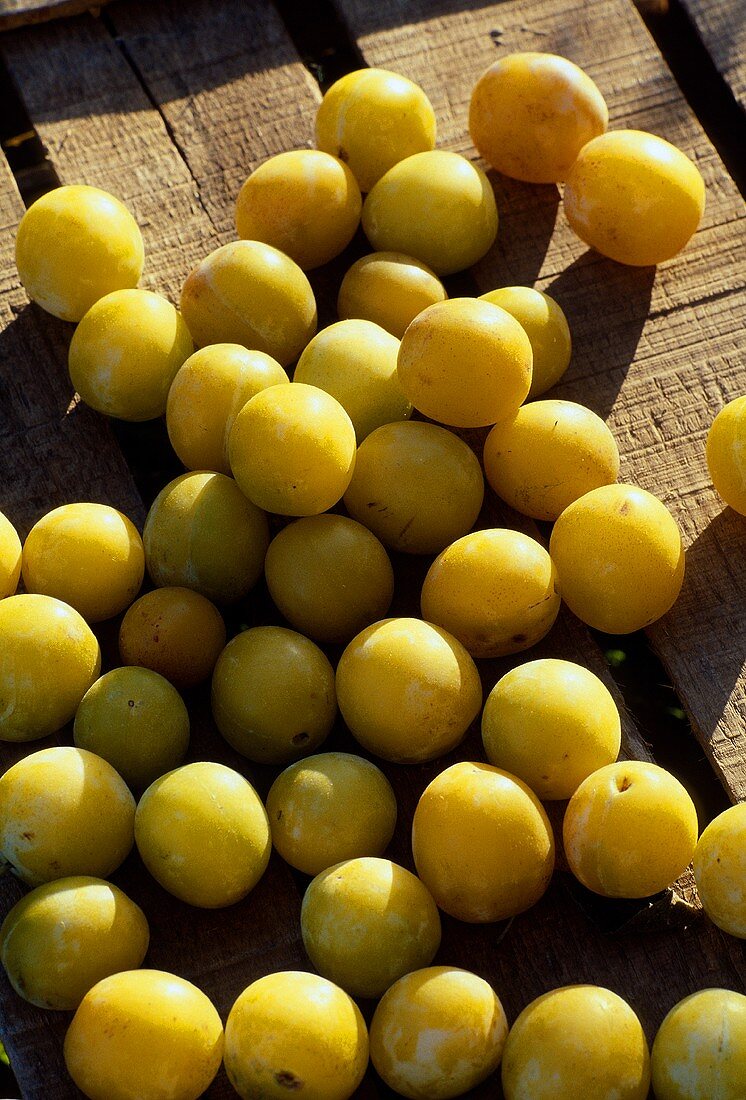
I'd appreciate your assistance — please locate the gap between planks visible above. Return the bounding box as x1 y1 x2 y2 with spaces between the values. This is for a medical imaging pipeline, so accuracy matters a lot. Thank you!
677 0 746 113
641 0 746 197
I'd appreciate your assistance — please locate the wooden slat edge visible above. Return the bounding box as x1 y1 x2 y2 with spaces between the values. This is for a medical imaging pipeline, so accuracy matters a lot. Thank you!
0 0 111 33
679 0 746 111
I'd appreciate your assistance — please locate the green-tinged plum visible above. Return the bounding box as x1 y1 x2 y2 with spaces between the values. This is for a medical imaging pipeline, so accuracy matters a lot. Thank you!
143 471 269 604
212 626 336 765
0 747 134 886
74 667 190 790
1 876 149 1010
135 761 270 908
301 857 441 998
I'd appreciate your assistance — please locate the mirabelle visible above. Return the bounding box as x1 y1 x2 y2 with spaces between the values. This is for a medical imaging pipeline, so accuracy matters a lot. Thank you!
412 761 555 922
294 319 411 441
301 857 441 998
119 587 226 689
74 667 190 790
22 503 144 622
64 970 223 1100
343 421 484 554
235 149 361 269
651 988 746 1100
564 130 705 265
68 289 193 421
212 626 336 765
0 593 100 741
225 972 368 1100
483 400 619 520
563 761 698 897
362 151 498 275
421 529 561 657
135 761 270 908
502 985 650 1099
316 68 436 192
371 967 508 1099
16 184 143 321
480 286 571 398
706 395 746 515
397 297 532 427
0 511 22 599
166 344 288 475
0 877 149 1010
693 803 746 938
0 746 134 886
229 383 356 516
336 618 482 763
337 252 447 338
179 240 316 365
470 53 608 183
266 753 397 875
143 471 269 604
549 483 685 633
264 515 394 643
482 659 621 800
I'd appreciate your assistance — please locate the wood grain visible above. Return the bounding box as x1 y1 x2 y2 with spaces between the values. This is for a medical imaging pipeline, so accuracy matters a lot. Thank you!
331 0 746 802
0 2 745 1098
680 0 746 109
106 0 321 243
0 155 142 537
0 0 111 32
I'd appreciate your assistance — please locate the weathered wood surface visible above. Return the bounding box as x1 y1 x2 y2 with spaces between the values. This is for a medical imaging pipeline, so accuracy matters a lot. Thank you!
332 0 746 802
0 0 111 31
0 10 320 1095
0 0 745 1097
680 0 746 110
0 157 142 537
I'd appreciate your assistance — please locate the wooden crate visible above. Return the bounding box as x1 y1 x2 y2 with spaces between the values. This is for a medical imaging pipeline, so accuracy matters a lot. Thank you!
0 0 744 1096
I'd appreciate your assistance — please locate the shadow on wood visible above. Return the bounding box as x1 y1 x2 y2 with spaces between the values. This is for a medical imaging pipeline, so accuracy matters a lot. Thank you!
656 505 746 783
0 303 143 534
1 0 318 122
476 175 560 290
546 252 656 421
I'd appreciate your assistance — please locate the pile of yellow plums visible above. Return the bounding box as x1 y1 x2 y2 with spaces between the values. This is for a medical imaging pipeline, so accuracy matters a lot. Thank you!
2 46 743 1100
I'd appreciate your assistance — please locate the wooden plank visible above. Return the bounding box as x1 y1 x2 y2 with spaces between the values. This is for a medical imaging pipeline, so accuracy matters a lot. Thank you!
0 0 111 32
331 0 746 803
0 156 142 537
106 0 321 243
679 0 746 110
0 11 317 1097
0 3 744 1098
